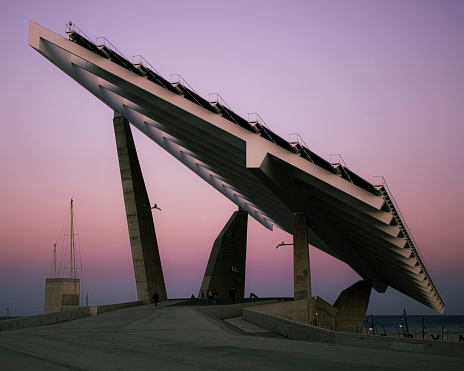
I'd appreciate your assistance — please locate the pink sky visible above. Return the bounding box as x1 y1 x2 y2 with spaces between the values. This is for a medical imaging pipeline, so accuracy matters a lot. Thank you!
1 0 463 316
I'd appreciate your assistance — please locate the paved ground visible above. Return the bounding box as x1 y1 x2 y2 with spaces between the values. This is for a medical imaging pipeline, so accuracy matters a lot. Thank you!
0 301 462 370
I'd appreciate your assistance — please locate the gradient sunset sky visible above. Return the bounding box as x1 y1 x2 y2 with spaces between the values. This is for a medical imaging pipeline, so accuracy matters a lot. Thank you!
1 0 463 316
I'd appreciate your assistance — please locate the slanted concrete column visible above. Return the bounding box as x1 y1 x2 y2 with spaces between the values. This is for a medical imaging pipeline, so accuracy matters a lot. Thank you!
293 212 311 301
333 279 373 333
199 209 248 300
113 112 167 304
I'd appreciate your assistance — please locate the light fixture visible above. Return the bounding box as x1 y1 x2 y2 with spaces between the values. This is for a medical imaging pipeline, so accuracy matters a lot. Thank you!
275 241 293 249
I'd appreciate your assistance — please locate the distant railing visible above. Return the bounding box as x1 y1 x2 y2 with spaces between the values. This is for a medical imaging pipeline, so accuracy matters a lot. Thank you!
133 55 168 88
248 112 268 127
373 176 421 253
170 74 198 94
65 22 92 43
248 113 276 144
330 154 353 183
289 133 314 163
372 176 444 307
209 93 232 110
133 55 162 76
96 37 129 60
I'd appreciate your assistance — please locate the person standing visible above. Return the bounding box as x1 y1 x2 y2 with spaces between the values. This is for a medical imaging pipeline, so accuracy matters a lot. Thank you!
208 290 213 303
152 291 160 306
230 287 236 304
212 288 217 303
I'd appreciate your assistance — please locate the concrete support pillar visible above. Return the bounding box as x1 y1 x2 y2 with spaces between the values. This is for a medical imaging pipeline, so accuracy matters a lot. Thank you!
293 212 311 301
333 279 373 333
113 112 167 304
199 209 248 300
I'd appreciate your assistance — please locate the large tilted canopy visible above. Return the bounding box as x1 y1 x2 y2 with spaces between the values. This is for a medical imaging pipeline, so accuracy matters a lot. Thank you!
29 21 444 313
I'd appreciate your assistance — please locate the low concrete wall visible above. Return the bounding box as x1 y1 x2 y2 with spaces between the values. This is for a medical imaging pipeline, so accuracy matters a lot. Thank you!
0 307 91 332
197 299 280 319
0 301 143 332
96 301 143 314
243 306 464 358
241 299 309 324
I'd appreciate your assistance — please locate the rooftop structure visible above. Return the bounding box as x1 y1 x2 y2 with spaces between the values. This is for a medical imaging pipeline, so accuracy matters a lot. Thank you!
28 21 444 313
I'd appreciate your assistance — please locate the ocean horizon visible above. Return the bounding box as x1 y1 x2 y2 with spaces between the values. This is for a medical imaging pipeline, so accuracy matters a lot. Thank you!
365 315 464 335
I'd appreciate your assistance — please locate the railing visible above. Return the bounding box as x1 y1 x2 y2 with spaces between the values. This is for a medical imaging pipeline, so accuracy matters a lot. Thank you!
65 22 92 43
132 55 162 76
373 176 420 251
248 112 267 127
330 154 353 183
289 133 314 163
208 93 232 110
372 176 444 307
133 55 168 88
96 37 129 60
170 74 198 94
248 113 276 144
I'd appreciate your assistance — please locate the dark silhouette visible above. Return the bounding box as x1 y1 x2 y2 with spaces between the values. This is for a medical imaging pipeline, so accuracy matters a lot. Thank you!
212 288 217 303
229 287 236 304
201 291 205 300
152 291 159 306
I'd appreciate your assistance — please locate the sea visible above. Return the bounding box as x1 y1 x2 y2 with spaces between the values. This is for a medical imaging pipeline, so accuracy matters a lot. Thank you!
0 316 23 322
365 315 464 335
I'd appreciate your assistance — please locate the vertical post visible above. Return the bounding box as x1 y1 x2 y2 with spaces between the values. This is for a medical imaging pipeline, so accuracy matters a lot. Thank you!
53 243 56 279
422 316 425 339
404 308 409 335
293 212 311 300
70 198 73 279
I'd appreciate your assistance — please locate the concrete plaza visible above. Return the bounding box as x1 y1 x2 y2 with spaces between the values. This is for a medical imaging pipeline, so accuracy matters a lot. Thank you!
0 301 461 370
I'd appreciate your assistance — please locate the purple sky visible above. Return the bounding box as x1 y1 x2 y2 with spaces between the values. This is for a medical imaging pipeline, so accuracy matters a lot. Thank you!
1 1 463 316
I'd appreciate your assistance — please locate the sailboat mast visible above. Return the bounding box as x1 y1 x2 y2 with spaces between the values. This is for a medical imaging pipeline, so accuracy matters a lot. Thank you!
70 198 73 279
53 243 56 278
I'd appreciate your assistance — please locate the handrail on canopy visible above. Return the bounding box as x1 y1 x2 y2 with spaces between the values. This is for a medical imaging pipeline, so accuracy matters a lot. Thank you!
248 113 276 145
373 176 444 307
96 37 129 61
133 55 162 76
289 132 309 148
170 74 198 94
65 22 92 43
208 93 232 111
289 133 314 163
248 112 269 128
330 154 353 183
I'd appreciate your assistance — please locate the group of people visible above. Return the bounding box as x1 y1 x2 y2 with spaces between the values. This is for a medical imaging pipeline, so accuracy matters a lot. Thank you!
198 287 236 304
207 289 217 303
152 287 238 306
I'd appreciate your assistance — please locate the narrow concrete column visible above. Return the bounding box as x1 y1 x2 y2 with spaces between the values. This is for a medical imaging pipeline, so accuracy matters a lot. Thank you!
293 212 311 300
113 112 167 304
199 209 248 300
